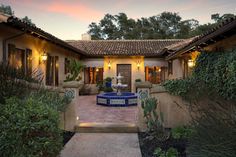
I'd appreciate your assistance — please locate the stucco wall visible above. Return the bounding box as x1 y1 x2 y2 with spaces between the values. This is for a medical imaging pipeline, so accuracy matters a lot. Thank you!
103 56 144 92
168 58 184 79
151 91 191 128
0 25 80 86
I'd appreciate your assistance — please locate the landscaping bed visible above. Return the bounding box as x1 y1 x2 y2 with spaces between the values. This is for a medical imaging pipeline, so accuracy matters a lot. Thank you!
138 132 188 157
63 131 75 146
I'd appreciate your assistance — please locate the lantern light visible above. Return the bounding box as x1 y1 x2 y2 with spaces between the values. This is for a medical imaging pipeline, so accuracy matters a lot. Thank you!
188 59 194 68
41 53 48 62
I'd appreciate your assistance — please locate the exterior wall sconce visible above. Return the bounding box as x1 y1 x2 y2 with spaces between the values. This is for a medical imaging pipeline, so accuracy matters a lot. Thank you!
158 68 161 72
137 61 140 70
188 59 194 68
39 52 48 64
108 61 111 70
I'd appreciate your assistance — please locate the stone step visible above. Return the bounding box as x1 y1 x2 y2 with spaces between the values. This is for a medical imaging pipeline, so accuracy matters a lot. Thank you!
75 122 139 133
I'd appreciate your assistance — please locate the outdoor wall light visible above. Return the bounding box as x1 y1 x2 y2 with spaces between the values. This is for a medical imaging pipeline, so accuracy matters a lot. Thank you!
158 68 161 72
39 52 48 64
137 61 140 70
188 59 194 68
108 61 111 70
41 53 48 61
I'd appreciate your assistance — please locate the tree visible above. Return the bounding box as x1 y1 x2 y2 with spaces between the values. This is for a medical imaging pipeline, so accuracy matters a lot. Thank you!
0 4 35 26
177 19 199 38
88 22 102 40
22 16 36 26
211 13 235 23
87 12 235 40
0 4 14 15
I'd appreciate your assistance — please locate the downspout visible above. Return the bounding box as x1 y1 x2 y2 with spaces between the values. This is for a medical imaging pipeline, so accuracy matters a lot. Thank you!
2 31 26 63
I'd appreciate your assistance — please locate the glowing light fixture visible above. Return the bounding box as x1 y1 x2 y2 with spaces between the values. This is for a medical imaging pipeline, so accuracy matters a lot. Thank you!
39 52 48 64
96 68 99 72
41 53 48 62
108 61 111 70
158 68 161 72
188 59 194 68
137 61 140 70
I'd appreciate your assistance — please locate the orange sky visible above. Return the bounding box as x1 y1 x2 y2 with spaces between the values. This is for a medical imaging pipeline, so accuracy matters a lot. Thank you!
1 0 235 40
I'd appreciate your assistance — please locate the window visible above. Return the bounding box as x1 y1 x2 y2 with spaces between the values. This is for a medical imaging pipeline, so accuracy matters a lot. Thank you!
145 66 162 84
8 44 32 74
168 60 173 75
64 58 70 74
84 67 103 84
46 55 59 86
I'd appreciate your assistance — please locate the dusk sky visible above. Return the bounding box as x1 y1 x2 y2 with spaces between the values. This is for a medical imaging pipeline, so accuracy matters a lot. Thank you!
1 0 235 40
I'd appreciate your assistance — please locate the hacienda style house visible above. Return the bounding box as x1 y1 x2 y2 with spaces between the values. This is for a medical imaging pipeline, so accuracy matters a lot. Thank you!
1 12 236 93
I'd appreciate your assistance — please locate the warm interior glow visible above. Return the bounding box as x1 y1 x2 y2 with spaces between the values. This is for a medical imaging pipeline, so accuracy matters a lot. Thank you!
188 59 194 67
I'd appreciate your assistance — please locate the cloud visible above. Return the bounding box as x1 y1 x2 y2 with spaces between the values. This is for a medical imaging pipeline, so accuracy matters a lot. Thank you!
45 1 103 22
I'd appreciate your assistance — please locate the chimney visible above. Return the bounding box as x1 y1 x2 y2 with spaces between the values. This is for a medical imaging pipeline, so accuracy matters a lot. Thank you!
81 33 91 40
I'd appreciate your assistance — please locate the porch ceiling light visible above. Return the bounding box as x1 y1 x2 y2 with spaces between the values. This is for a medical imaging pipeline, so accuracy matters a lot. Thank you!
188 59 194 68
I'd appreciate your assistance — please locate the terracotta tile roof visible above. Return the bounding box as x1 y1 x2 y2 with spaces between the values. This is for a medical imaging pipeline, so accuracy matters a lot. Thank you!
67 39 185 57
0 12 85 56
167 16 236 59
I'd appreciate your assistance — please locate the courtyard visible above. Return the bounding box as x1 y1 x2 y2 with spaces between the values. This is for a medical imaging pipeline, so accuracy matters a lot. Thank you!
0 1 236 157
77 95 138 124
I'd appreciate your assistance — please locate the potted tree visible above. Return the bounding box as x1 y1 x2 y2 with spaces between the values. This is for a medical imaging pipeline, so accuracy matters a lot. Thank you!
62 59 85 99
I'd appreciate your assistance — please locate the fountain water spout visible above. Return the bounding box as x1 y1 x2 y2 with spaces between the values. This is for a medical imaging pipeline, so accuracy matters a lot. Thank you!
112 73 127 96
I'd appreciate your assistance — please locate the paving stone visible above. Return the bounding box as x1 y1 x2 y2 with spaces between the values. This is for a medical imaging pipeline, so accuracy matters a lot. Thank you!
76 95 138 124
60 133 142 157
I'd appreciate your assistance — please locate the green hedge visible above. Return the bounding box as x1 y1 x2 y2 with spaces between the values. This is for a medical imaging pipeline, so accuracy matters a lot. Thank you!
0 97 63 157
163 49 236 101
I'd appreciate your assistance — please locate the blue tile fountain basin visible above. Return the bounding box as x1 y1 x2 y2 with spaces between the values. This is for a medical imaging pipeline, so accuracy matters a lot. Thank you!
97 92 138 107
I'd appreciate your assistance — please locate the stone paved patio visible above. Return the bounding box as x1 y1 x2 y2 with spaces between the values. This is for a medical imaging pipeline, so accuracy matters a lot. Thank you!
60 133 142 157
76 95 138 124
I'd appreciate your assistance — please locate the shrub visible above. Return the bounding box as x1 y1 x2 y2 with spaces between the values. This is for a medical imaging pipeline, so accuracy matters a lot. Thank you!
0 97 63 157
104 86 113 92
64 59 84 82
0 62 41 104
163 50 236 156
154 147 178 157
105 77 112 82
96 80 105 91
135 78 142 82
30 89 71 112
141 97 166 139
187 101 236 157
171 126 194 140
164 50 236 101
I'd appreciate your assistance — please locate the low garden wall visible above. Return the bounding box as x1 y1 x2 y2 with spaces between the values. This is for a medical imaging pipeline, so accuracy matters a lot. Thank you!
137 84 192 130
150 86 191 128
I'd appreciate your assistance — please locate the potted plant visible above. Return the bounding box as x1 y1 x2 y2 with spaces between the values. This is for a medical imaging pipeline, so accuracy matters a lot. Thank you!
62 59 85 99
105 77 112 88
96 80 105 93
135 78 142 82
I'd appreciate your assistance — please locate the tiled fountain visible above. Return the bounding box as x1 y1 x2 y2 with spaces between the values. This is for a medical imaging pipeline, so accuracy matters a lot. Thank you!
97 73 138 107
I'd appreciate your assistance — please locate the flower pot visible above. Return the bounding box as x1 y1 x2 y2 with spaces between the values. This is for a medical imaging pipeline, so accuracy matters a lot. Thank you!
105 81 112 88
